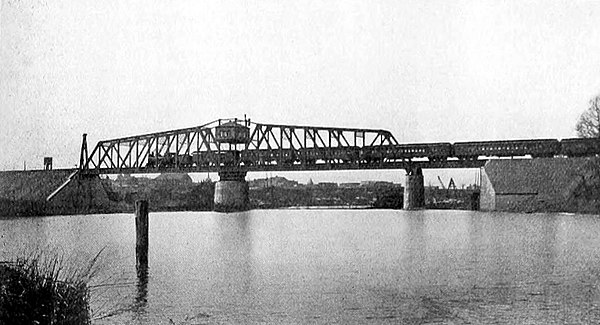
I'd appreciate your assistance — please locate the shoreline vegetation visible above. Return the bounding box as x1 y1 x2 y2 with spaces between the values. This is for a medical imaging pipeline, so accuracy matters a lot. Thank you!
0 250 104 325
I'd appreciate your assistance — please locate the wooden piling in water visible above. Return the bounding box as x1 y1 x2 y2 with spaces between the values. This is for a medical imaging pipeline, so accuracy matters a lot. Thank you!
135 200 149 269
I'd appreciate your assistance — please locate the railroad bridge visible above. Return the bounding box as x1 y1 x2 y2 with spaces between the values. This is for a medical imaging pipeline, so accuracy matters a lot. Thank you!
54 117 600 211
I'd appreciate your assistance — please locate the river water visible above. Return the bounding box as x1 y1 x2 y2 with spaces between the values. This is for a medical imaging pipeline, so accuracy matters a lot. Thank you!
1 210 600 324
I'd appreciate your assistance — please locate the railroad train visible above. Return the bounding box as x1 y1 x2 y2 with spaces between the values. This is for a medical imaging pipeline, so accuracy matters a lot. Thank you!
145 137 600 168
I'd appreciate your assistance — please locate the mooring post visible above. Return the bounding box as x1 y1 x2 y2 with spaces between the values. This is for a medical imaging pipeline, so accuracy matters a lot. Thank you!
135 200 149 269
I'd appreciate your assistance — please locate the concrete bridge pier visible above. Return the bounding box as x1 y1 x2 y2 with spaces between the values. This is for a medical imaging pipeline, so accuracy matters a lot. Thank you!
403 167 425 210
214 170 249 212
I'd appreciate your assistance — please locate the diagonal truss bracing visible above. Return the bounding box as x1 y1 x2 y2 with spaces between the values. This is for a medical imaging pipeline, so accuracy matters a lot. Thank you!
81 118 399 174
246 123 397 150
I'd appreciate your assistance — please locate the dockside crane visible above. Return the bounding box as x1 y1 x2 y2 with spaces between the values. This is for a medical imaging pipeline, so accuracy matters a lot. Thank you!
437 176 446 190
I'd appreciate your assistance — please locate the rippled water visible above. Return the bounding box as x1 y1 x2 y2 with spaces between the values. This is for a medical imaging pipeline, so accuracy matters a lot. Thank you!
2 210 600 324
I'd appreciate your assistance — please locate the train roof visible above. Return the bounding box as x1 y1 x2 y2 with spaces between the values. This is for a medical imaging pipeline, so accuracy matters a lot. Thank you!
453 139 559 145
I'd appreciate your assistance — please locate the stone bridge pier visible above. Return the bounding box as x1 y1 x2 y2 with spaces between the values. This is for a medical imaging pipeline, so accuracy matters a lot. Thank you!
214 170 249 212
403 166 425 210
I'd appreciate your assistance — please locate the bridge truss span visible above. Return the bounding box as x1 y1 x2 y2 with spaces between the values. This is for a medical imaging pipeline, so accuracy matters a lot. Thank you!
248 122 398 150
83 120 221 172
80 117 600 175
81 118 401 174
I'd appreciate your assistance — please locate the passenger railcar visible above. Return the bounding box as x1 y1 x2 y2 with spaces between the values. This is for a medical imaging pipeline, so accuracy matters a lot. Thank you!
147 152 194 168
147 153 176 168
239 149 300 166
453 139 560 159
328 146 359 164
280 149 299 165
560 138 600 157
358 143 451 163
300 148 322 165
190 151 239 167
192 151 213 167
395 143 452 161
358 147 382 164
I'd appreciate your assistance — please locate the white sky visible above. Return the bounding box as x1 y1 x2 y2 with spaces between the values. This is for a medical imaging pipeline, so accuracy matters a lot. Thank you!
2 1 600 184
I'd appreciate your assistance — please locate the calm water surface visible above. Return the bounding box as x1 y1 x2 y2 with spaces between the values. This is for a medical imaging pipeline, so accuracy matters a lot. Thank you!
2 209 600 324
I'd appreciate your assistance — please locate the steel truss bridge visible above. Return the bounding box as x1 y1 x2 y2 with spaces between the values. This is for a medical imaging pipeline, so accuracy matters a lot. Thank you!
79 118 489 175
80 117 600 176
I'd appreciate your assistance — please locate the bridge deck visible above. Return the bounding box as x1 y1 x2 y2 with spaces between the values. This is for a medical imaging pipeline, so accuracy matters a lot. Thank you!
86 159 485 175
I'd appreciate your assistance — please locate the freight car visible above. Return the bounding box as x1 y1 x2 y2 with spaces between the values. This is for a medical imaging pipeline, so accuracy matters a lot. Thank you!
560 138 600 157
453 139 560 160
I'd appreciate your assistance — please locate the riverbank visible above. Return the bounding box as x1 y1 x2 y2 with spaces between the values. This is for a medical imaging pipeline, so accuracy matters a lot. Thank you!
0 171 216 218
0 170 116 218
4 163 597 218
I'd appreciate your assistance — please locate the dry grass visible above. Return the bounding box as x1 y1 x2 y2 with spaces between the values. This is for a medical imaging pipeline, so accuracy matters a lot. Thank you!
0 249 104 325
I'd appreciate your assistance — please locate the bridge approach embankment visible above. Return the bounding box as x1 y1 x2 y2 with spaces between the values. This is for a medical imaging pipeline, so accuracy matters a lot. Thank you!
480 157 600 213
0 170 111 217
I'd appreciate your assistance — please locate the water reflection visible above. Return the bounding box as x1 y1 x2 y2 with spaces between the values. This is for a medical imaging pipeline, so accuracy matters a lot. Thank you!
134 265 148 312
212 212 255 310
3 211 600 324
0 217 50 257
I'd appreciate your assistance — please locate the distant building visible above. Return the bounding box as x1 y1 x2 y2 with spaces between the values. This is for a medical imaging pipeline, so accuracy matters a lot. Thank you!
360 181 377 187
249 176 298 188
317 182 338 189
339 182 360 188
114 174 137 187
360 180 395 188
155 173 193 184
373 181 394 188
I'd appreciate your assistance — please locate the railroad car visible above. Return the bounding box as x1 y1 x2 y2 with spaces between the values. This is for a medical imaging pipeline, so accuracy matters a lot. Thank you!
239 150 256 166
192 151 214 167
147 153 173 168
301 148 321 165
192 151 239 167
239 148 305 166
560 138 600 157
256 149 279 165
147 152 193 168
279 149 299 165
147 153 159 168
359 147 381 164
329 146 359 164
453 139 560 159
217 151 240 166
359 143 451 163
394 143 452 161
178 154 194 167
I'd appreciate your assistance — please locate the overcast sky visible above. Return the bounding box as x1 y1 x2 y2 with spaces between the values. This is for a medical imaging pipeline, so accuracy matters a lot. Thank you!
1 1 599 183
